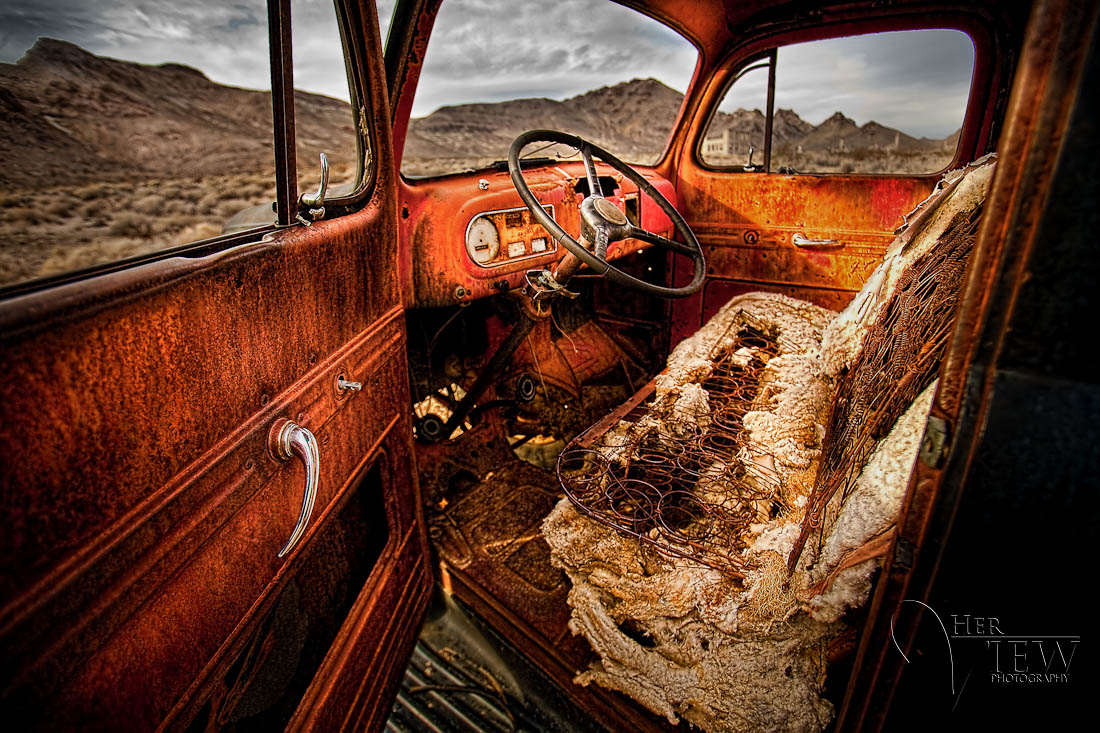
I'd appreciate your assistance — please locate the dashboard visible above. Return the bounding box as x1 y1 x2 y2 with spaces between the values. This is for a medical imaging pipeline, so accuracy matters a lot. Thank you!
399 160 678 308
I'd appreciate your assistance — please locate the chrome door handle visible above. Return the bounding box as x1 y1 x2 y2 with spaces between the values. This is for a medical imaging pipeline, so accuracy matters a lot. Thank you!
298 152 329 224
270 419 319 558
792 233 842 248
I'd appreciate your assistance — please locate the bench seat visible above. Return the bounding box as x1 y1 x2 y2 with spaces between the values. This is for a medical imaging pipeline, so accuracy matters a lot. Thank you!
543 157 996 731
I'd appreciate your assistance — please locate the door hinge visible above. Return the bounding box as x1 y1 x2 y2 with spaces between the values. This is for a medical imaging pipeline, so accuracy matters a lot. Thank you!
893 537 917 570
919 415 951 468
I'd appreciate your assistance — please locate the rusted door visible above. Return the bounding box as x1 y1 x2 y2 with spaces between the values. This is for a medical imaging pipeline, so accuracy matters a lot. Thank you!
669 17 1006 342
0 2 429 731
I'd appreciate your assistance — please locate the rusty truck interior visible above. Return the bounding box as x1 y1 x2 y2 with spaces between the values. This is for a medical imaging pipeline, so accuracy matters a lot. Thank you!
0 0 1095 730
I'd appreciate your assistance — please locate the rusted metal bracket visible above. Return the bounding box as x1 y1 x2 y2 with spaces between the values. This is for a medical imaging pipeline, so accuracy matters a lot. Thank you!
919 415 951 468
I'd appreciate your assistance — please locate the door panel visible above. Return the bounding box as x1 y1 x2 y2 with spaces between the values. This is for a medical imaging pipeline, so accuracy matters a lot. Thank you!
671 166 938 343
1 218 393 597
0 5 429 729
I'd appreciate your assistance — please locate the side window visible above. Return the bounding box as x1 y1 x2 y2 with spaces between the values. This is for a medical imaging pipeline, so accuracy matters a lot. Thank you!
700 29 975 175
0 0 364 292
699 56 771 170
293 0 361 198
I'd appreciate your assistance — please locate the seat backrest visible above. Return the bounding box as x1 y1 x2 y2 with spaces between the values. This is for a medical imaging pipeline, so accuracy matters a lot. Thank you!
788 156 996 570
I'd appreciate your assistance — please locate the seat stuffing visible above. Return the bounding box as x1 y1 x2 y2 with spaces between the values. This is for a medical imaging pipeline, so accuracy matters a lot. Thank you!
542 156 996 731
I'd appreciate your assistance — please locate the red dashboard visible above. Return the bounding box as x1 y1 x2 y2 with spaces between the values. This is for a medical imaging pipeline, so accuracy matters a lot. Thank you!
397 161 678 308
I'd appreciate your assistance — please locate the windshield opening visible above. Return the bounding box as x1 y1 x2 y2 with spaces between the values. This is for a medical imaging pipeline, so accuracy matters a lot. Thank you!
401 0 697 178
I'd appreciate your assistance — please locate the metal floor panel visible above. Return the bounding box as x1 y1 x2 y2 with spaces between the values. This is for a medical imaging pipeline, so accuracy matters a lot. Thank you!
386 589 605 733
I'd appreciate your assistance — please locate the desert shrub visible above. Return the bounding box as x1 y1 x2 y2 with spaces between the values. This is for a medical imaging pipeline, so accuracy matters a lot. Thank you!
132 194 166 217
45 197 79 218
107 213 153 237
216 198 254 219
33 236 141 280
0 176 250 287
233 177 266 199
80 200 105 219
3 206 43 225
163 222 222 245
174 186 203 204
163 198 194 217
197 190 223 212
143 217 172 235
76 183 109 201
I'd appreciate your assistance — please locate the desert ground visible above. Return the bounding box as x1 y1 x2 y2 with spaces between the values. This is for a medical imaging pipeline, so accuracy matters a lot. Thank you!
0 164 348 288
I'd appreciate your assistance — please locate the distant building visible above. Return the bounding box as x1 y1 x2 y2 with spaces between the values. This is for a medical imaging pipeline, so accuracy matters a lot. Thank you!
702 129 730 156
701 128 755 157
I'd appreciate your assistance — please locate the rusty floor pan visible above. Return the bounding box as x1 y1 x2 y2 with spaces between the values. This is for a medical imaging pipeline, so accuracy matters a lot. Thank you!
425 454 675 731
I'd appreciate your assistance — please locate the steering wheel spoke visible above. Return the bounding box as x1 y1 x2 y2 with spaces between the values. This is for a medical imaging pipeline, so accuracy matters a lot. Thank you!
626 225 696 256
508 129 705 298
593 225 610 260
580 144 603 198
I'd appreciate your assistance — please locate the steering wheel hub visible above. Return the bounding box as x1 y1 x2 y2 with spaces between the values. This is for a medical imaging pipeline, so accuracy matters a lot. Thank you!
593 197 628 225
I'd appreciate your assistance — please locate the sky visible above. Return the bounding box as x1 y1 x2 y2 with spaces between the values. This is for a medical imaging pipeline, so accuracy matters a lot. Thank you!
0 0 972 138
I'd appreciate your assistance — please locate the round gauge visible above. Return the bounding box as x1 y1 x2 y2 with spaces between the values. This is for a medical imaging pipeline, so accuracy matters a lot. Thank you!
466 217 500 265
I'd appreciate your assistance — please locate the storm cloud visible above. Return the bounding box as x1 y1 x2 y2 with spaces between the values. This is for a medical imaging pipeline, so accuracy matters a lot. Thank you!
777 30 974 138
717 29 973 138
1 1 274 91
0 0 388 101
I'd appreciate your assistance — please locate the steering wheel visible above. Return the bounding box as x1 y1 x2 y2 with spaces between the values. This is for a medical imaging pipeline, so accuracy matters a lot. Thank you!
507 129 705 298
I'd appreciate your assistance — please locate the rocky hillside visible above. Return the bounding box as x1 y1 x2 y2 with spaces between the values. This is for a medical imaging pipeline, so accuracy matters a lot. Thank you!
0 38 355 188
404 76 687 171
700 105 814 150
404 77 955 175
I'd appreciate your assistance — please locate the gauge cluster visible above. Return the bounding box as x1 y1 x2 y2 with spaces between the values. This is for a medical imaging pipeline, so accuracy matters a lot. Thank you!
463 205 556 268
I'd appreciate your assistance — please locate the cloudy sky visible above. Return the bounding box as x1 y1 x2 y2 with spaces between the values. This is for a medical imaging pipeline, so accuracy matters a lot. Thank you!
0 0 972 138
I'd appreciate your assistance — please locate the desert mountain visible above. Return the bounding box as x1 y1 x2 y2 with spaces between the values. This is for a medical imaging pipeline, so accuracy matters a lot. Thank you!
701 105 814 148
404 76 687 169
0 38 353 188
791 111 948 153
404 78 954 175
